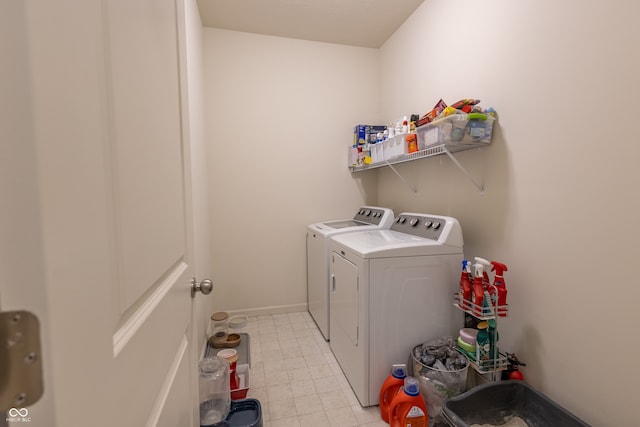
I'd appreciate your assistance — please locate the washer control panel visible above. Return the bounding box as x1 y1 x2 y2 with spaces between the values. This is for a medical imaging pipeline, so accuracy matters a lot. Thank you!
352 207 387 225
390 213 446 240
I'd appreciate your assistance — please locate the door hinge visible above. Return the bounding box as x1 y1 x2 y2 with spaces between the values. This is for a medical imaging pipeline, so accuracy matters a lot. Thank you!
0 310 44 411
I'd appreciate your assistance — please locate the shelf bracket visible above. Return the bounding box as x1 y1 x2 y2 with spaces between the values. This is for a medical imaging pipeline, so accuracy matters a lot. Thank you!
384 159 417 193
442 146 485 194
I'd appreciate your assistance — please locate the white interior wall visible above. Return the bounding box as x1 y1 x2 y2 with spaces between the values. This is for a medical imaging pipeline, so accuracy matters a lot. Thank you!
376 1 639 426
202 29 379 314
201 2 639 424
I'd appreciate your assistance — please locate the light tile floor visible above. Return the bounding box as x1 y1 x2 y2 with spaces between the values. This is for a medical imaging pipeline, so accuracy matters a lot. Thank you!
243 312 387 427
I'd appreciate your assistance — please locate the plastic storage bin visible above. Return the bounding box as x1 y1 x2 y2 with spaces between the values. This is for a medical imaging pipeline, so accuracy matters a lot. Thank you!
416 113 494 149
442 381 591 427
383 133 409 159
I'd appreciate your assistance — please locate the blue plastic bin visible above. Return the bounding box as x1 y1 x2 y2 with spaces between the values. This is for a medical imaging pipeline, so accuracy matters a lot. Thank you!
204 398 262 427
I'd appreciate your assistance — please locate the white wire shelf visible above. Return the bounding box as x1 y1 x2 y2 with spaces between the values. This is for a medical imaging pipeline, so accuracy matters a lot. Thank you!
349 141 490 172
453 290 509 375
453 291 509 320
457 346 508 373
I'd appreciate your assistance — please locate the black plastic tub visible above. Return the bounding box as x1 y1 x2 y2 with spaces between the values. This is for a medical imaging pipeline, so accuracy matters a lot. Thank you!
442 381 590 427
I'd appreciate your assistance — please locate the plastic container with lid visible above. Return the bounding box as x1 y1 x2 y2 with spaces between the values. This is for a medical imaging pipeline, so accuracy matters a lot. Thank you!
199 356 231 426
210 312 229 346
415 112 495 149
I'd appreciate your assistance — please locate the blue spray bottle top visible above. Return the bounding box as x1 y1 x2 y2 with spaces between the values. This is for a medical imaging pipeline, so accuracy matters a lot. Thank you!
463 260 471 274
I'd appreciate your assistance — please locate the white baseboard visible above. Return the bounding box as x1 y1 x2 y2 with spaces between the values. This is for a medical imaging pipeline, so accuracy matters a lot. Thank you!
225 303 308 318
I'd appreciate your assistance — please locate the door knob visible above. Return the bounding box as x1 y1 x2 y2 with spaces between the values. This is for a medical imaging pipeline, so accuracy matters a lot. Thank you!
190 278 213 298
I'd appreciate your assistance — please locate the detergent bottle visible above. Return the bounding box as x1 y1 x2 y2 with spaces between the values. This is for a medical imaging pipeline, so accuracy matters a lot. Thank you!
471 262 485 316
490 261 509 317
476 321 492 369
389 377 427 427
379 364 407 423
458 260 472 309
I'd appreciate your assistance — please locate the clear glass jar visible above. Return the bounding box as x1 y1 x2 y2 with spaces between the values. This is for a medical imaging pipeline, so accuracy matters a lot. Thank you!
198 356 230 426
209 312 229 346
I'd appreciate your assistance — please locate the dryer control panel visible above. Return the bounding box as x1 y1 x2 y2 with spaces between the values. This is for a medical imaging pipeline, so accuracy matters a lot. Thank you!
352 207 388 225
390 213 446 240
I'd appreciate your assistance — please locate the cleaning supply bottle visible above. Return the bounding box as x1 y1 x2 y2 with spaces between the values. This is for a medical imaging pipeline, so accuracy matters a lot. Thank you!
490 261 508 317
474 257 493 315
474 257 491 290
487 319 499 361
476 321 492 369
471 262 485 316
458 260 472 310
389 377 427 427
379 364 407 423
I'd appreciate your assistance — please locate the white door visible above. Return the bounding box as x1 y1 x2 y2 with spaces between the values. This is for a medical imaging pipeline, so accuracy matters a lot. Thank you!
1 1 206 426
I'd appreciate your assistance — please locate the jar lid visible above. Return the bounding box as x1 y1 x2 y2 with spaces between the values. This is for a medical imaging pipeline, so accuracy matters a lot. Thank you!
211 311 229 322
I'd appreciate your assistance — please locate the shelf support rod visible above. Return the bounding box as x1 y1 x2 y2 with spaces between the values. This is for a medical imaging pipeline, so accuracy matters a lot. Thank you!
384 160 417 194
442 147 484 194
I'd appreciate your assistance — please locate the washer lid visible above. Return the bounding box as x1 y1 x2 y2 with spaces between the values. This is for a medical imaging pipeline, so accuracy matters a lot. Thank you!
307 206 395 236
321 219 369 229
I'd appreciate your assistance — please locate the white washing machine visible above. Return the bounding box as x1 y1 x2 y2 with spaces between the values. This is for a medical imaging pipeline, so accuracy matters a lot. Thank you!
329 212 463 407
307 206 395 340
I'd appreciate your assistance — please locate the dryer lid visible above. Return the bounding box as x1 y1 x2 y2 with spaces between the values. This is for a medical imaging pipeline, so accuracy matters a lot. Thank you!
331 229 462 258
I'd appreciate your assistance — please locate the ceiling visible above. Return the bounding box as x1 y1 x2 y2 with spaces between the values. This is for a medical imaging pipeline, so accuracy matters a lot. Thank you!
196 0 424 48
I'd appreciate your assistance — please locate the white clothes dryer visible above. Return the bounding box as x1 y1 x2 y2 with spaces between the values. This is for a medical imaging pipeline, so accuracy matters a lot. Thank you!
329 212 463 406
307 206 395 340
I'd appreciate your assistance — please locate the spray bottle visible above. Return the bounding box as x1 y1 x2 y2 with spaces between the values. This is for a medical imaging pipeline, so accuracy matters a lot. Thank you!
474 257 491 290
471 261 485 316
474 257 492 316
491 261 508 317
458 260 472 310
